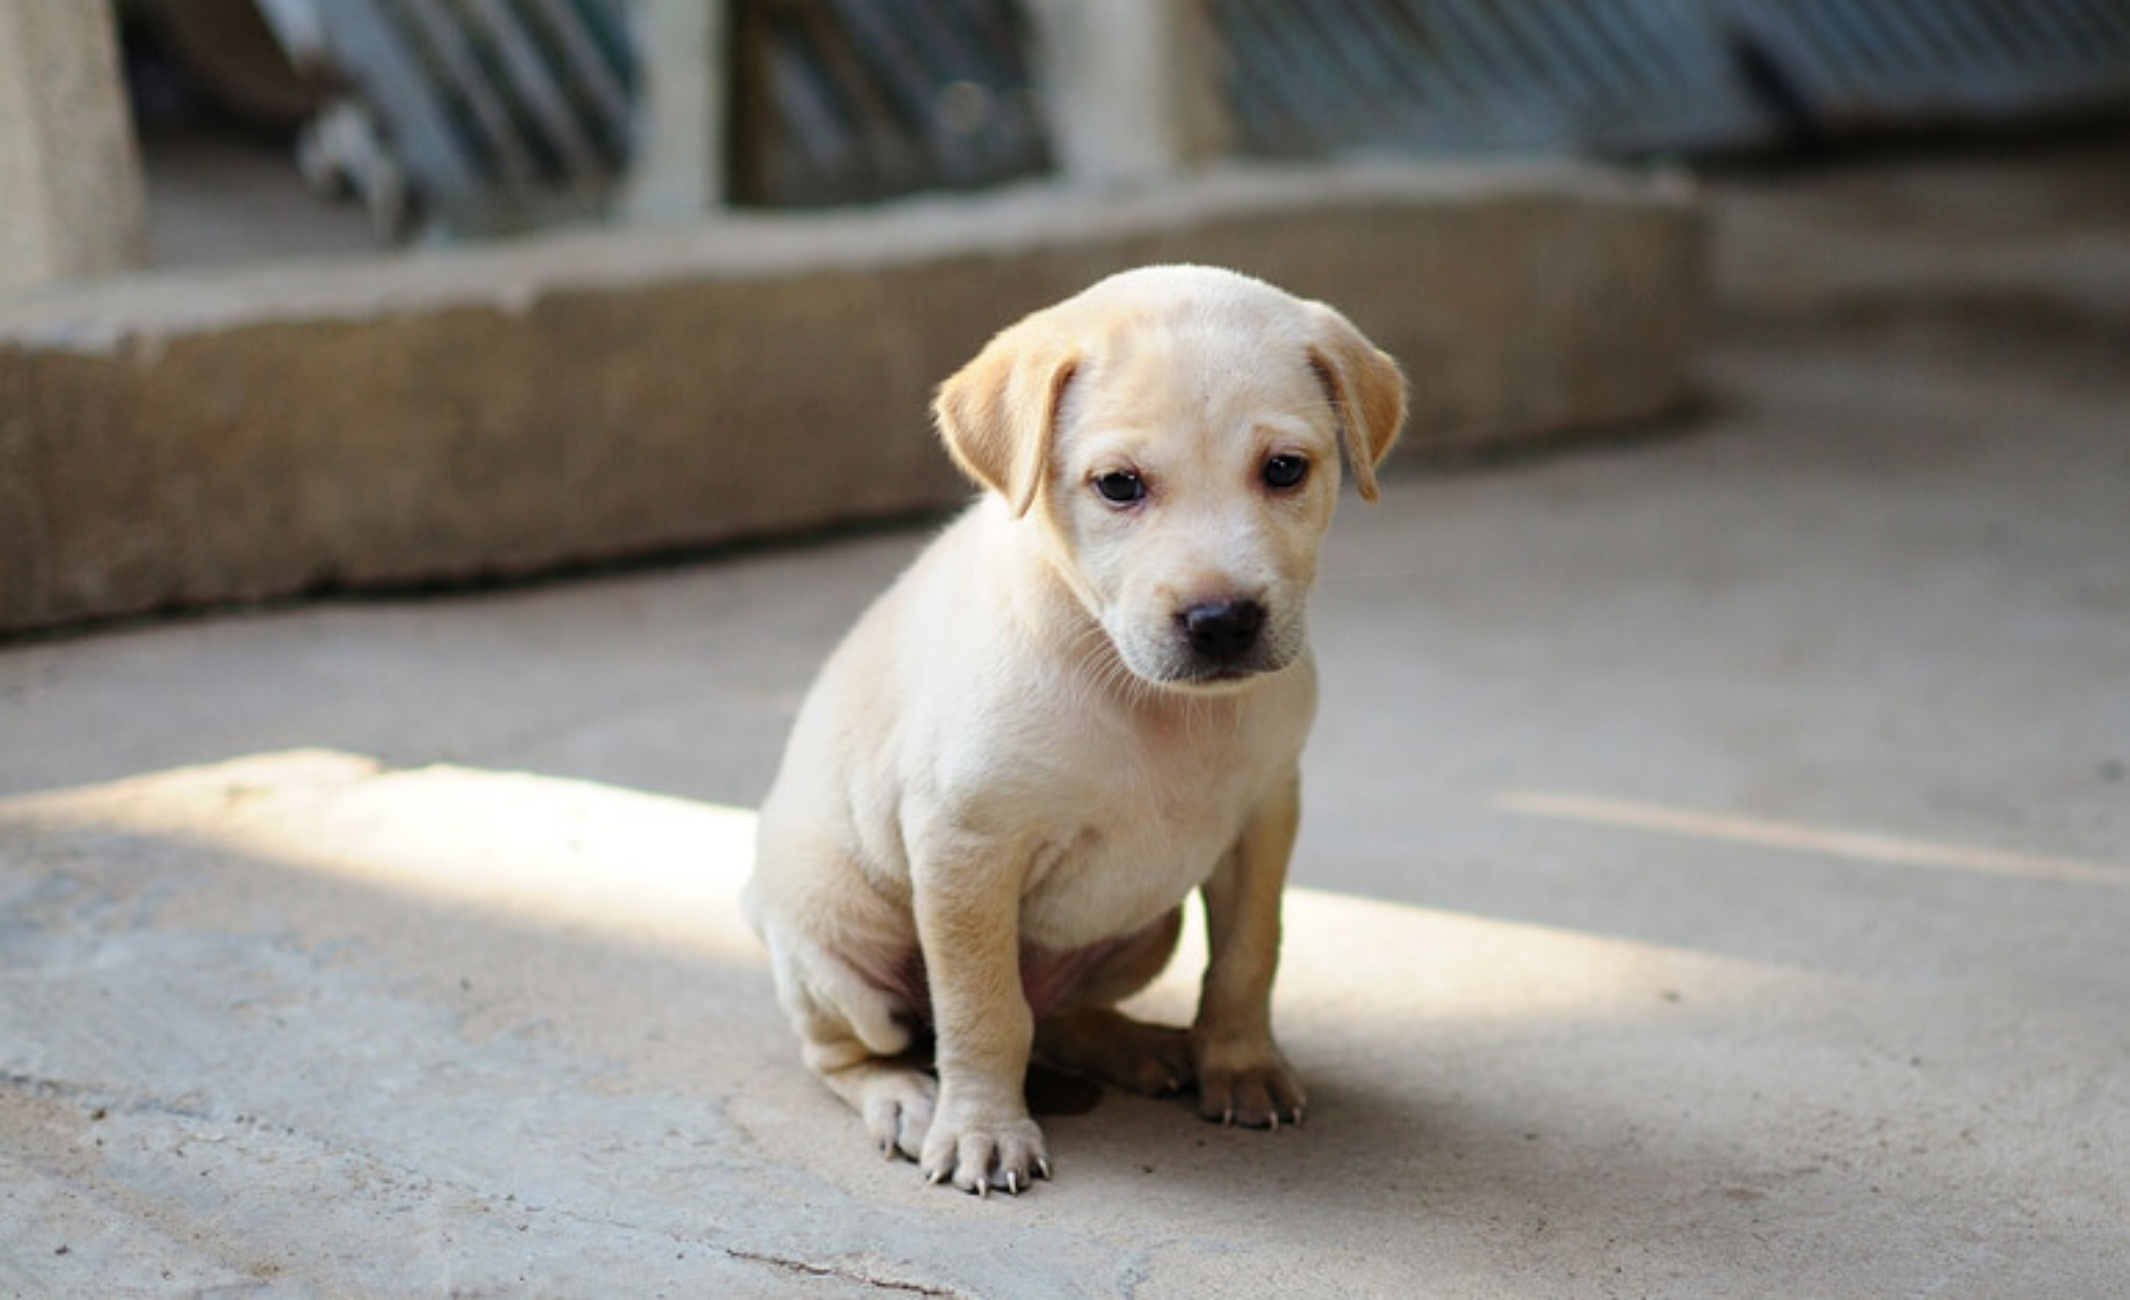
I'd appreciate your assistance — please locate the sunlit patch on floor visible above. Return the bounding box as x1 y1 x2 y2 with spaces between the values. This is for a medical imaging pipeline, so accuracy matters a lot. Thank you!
1496 790 2127 887
0 750 765 960
1 754 1814 1048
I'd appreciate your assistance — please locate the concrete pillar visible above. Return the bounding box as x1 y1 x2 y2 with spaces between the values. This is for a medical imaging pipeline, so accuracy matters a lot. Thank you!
621 0 730 220
0 0 147 290
1025 0 1231 187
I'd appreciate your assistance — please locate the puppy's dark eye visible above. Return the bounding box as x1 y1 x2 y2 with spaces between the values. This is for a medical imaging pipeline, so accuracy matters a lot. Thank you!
1262 454 1310 491
1094 470 1146 505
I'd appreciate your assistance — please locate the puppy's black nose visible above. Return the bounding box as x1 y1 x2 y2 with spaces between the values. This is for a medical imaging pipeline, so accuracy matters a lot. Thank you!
1180 599 1266 664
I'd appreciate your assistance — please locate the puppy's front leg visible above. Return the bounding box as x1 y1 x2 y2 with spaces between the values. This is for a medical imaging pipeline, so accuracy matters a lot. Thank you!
910 834 1050 1194
1192 773 1308 1128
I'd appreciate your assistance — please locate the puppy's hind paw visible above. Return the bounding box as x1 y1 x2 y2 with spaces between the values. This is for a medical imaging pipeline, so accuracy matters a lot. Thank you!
1035 1008 1194 1099
859 1072 937 1162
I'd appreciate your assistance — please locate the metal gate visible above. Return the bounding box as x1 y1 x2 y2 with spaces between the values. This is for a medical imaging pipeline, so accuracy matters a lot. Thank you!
1215 0 2130 159
251 0 2130 226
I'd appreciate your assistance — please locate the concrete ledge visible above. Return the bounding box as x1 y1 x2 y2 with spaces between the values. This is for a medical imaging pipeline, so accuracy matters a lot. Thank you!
0 160 1708 633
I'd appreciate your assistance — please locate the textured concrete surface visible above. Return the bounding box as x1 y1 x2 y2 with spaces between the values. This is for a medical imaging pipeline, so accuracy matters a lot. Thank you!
0 159 1705 633
2 141 2127 1297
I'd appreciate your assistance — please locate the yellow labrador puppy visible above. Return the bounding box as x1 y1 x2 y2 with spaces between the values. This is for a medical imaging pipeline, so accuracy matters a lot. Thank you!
745 264 1405 1194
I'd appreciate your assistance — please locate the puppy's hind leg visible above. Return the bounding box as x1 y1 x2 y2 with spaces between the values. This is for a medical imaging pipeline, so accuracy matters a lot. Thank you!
813 1045 937 1164
1034 908 1196 1098
762 928 936 1161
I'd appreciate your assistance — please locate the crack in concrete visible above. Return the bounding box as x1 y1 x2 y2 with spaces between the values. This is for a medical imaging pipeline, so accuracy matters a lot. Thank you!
0 1070 117 1113
723 1247 963 1297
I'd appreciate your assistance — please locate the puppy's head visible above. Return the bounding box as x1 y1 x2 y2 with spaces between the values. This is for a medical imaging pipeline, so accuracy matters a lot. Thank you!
934 265 1406 692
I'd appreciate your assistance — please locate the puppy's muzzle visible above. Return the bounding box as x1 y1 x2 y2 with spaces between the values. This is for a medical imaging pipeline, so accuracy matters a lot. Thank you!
1179 598 1268 675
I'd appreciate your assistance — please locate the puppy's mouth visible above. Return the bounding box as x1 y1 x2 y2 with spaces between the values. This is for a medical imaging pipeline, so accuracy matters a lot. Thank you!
1173 662 1279 690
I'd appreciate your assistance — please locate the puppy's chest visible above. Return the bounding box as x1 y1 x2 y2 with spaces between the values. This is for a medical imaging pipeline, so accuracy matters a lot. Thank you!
1017 724 1279 949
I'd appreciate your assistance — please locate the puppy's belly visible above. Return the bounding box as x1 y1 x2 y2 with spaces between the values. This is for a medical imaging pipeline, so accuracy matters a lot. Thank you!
872 919 1168 1025
1017 929 1153 1020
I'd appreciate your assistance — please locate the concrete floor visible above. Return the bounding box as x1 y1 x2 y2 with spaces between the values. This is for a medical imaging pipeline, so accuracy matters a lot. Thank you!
4 142 2128 1297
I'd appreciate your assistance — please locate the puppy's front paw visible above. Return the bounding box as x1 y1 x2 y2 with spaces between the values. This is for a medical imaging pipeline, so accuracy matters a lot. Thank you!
918 1092 1051 1195
1192 1036 1307 1130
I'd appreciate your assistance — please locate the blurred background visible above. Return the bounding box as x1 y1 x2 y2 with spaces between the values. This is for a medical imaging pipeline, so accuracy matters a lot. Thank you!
108 0 2130 260
6 0 2130 632
5 9 2129 1291
3 0 2127 632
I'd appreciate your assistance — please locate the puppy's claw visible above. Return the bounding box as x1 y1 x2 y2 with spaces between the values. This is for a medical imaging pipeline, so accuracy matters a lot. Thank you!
1036 1156 1053 1181
1005 1171 1020 1196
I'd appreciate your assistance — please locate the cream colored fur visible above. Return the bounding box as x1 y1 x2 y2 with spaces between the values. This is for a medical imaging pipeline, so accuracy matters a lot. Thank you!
744 264 1406 1194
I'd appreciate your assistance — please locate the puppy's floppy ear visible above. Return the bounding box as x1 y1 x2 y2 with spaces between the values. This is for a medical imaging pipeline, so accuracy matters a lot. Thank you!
1305 304 1408 503
932 320 1078 518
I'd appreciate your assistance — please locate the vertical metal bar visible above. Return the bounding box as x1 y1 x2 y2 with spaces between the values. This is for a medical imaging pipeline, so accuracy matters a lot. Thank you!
1858 2 1951 86
831 0 985 185
2072 0 2130 43
770 38 852 175
1553 0 1639 97
1782 0 1872 104
1571 0 1664 92
2036 0 2110 50
1219 0 1354 151
464 0 604 184
1428 0 1556 145
1402 0 1514 118
1349 0 1473 141
1829 0 1908 79
313 0 488 200
393 0 539 189
523 0 633 145
789 1 921 196
1481 0 1596 109
1293 0 1420 143
2010 1 2082 61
